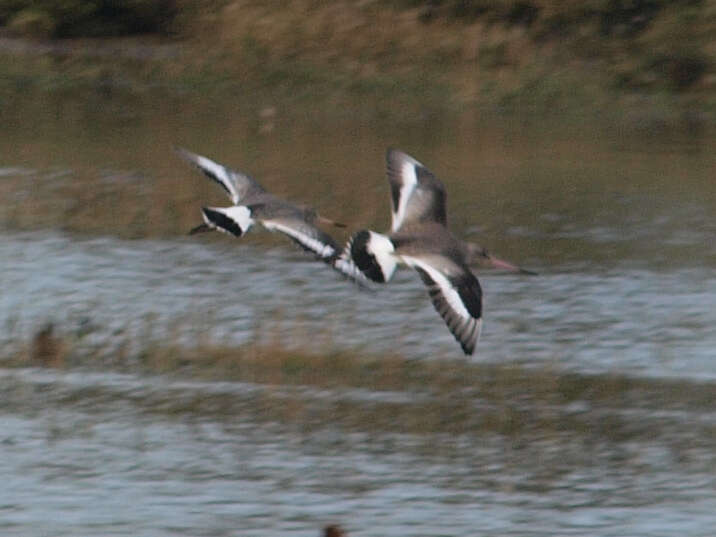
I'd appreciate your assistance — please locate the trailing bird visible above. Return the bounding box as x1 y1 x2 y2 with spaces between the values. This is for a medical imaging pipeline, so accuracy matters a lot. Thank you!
177 147 367 284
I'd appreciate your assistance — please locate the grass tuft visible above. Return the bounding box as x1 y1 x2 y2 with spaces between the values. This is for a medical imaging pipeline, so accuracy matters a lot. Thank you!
4 321 716 441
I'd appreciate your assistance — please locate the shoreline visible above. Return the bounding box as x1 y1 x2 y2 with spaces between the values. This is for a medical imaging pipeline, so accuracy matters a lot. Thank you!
0 30 713 128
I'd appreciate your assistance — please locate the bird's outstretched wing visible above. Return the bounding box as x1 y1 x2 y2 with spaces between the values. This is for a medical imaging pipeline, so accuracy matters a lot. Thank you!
261 217 338 260
402 254 483 355
386 149 447 232
194 205 254 236
176 147 265 204
261 217 371 287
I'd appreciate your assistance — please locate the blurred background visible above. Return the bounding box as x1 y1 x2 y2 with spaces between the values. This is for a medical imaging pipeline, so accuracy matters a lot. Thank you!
1 1 715 536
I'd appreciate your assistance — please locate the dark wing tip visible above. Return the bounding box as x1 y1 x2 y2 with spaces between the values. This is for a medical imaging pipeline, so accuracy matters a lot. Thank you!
188 222 211 235
415 266 482 356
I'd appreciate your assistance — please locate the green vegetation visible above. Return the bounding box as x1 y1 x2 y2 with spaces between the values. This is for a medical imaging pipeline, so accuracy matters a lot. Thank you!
386 0 714 92
1 0 177 38
0 1 714 116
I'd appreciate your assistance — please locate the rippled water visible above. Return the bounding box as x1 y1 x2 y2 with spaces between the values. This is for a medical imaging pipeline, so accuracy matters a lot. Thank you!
2 93 716 536
2 230 716 379
2 367 715 537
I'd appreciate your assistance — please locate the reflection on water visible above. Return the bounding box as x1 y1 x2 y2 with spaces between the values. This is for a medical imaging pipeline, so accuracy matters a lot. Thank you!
1 94 716 268
1 367 715 537
2 93 716 536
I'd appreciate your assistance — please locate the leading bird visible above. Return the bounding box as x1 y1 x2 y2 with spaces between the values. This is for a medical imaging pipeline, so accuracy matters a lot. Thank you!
337 149 534 355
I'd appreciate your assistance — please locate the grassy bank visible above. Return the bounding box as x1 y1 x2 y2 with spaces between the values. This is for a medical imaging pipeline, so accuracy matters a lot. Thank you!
5 320 716 440
1 1 714 119
11 319 716 410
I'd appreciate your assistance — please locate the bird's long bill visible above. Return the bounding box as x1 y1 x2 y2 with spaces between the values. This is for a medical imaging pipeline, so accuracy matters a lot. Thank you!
316 214 347 228
487 254 538 275
188 223 213 235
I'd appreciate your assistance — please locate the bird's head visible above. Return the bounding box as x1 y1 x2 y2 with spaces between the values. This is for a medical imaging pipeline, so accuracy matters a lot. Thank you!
466 242 537 275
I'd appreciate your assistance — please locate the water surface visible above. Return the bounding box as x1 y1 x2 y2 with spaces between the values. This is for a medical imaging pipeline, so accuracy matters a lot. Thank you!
1 367 715 537
2 230 716 380
2 93 716 536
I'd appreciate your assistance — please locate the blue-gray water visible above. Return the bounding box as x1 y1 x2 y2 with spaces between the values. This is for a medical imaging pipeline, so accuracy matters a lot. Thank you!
2 366 715 537
2 230 716 379
2 94 716 535
2 228 716 535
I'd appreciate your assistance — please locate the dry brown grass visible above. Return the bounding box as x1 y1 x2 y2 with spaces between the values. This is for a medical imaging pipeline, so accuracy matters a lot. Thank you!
29 322 67 367
188 0 542 103
180 0 715 106
2 0 713 127
5 320 716 440
23 325 707 415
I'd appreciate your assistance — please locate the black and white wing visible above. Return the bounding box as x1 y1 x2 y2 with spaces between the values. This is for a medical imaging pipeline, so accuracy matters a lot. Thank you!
333 239 374 288
176 147 265 204
335 230 397 284
333 253 370 286
260 217 338 260
199 205 255 236
386 149 447 232
260 217 371 286
402 255 483 355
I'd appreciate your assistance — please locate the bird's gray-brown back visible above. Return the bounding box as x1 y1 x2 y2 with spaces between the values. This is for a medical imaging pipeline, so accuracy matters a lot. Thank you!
242 192 301 219
390 222 467 264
